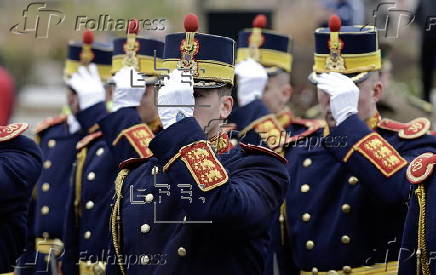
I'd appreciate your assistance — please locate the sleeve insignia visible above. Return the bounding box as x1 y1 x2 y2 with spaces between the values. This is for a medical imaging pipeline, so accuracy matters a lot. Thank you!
76 131 103 150
285 118 325 143
377 117 430 139
113 124 154 158
239 142 287 164
239 114 285 151
164 140 228 192
0 123 29 142
406 152 436 184
35 115 67 134
344 132 407 177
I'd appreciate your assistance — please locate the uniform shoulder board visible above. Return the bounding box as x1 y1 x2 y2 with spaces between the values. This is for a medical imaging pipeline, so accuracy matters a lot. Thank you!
239 142 287 164
377 117 430 139
76 131 103 150
407 152 436 184
0 123 29 142
119 157 152 170
35 115 68 135
285 118 325 143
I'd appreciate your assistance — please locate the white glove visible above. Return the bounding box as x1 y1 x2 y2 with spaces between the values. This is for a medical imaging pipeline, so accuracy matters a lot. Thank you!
157 69 194 129
112 67 146 112
317 72 359 126
235 58 268 107
70 64 106 110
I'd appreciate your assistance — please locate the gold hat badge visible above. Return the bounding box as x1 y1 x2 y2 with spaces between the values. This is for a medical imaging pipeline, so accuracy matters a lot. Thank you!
325 14 345 71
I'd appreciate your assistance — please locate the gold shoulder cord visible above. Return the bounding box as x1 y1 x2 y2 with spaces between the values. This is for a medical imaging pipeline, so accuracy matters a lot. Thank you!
111 169 130 275
416 184 430 275
74 148 88 221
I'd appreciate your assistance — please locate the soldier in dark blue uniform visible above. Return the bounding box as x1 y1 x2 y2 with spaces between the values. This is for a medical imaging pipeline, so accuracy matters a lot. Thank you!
279 16 436 274
232 14 298 275
59 31 116 275
400 153 436 274
105 14 289 275
15 31 113 275
0 123 42 274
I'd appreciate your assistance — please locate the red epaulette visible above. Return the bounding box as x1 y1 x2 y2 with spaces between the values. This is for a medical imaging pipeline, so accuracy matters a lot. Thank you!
407 152 436 184
377 117 430 139
35 115 68 135
0 123 29 142
239 142 287 164
119 157 152 170
285 118 325 143
76 131 103 150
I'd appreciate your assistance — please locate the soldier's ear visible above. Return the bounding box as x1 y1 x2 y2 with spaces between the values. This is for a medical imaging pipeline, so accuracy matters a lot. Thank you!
220 95 233 120
372 80 383 102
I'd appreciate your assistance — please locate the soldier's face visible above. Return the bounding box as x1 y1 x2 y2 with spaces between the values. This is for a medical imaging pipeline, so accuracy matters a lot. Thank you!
137 85 158 123
355 73 383 121
262 72 292 113
193 88 233 138
66 87 79 115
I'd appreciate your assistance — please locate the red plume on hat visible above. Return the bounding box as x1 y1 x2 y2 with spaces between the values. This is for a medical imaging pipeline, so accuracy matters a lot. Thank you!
252 14 267 28
82 30 94 45
128 19 140 34
329 14 341 32
184 13 199 32
80 30 94 65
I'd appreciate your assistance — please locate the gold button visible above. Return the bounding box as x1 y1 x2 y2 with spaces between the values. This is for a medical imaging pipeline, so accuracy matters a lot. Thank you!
48 140 56 148
303 158 312 167
145 193 154 203
152 166 159 175
348 176 358 185
327 271 338 275
278 214 285 223
42 183 50 192
41 206 49 215
85 201 94 210
84 231 91 239
140 224 151 233
301 184 310 193
306 240 314 250
183 216 187 222
96 148 105 156
341 235 351 244
87 172 95 181
312 267 318 274
341 204 351 214
140 255 150 265
178 247 187 256
43 160 52 169
42 232 50 239
342 266 352 273
302 213 311 222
